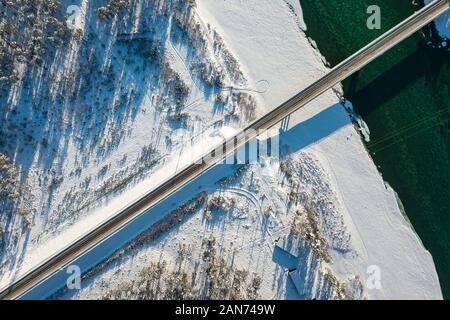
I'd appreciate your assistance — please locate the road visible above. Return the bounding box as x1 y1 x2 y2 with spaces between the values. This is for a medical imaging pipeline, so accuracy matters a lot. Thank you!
1 0 449 300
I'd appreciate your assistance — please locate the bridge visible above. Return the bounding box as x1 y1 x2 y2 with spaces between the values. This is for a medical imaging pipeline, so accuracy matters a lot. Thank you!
1 0 449 300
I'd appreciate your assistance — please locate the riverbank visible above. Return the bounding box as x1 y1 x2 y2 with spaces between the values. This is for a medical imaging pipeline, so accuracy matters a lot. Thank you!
301 0 450 298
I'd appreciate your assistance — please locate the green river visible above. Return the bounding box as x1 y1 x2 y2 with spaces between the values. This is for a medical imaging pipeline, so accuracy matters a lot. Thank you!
301 0 450 298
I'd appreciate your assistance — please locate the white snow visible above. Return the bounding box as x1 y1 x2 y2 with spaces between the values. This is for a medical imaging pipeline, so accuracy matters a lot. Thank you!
1 0 253 290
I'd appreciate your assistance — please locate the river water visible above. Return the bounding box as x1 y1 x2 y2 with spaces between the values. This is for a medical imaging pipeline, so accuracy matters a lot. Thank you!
301 0 450 298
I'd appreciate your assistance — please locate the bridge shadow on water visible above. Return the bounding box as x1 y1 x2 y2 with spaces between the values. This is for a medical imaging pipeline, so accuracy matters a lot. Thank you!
336 41 450 298
346 43 450 118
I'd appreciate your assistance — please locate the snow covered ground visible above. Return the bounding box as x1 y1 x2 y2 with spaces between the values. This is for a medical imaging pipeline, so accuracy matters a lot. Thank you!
1 0 258 289
58 0 442 299
0 0 443 299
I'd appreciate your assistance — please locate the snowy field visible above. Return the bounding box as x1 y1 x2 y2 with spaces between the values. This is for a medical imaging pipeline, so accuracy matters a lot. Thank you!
1 0 259 289
0 0 443 299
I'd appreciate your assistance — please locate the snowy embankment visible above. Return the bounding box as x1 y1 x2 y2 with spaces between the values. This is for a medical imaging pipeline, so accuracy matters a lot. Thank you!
425 0 450 40
60 0 441 300
191 0 442 299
